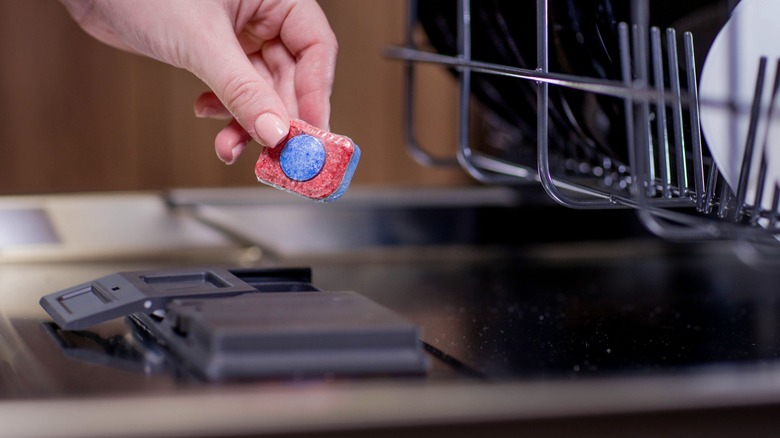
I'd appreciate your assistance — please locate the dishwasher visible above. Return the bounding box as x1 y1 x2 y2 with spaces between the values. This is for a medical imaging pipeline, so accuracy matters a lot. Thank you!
4 1 780 437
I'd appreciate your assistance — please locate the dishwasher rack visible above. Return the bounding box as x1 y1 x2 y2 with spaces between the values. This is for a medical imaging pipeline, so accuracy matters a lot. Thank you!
385 0 780 261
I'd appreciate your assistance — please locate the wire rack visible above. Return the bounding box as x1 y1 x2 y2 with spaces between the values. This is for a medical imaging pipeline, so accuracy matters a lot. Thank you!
385 0 780 262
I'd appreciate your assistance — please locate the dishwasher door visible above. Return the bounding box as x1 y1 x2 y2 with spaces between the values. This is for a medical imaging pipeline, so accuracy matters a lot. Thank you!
3 187 780 437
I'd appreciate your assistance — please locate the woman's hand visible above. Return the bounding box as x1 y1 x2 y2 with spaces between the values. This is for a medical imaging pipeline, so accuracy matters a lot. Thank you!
60 0 338 164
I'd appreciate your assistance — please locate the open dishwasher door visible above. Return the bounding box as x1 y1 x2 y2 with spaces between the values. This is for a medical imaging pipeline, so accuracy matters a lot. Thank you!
3 186 780 437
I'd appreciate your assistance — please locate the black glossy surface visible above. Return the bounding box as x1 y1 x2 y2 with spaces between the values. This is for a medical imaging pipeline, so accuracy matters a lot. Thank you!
310 240 780 381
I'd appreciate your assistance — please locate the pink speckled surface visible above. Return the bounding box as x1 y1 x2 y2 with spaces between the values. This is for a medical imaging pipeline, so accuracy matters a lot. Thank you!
255 120 357 200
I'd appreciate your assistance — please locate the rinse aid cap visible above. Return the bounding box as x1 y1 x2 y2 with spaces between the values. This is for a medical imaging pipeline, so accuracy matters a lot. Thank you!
38 266 429 380
255 119 361 202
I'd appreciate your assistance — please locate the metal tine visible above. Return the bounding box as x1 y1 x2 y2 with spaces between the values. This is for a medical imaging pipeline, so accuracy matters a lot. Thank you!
619 23 639 195
683 32 706 211
718 176 732 218
770 185 780 229
749 59 780 225
666 28 689 196
733 57 769 222
750 155 769 226
651 27 672 198
630 0 657 199
631 24 657 198
704 162 719 214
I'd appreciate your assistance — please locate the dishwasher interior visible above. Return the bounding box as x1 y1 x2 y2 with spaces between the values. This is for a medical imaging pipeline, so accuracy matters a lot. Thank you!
4 1 780 437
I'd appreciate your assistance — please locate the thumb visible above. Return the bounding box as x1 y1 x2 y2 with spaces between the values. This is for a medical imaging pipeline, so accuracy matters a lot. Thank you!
217 73 291 150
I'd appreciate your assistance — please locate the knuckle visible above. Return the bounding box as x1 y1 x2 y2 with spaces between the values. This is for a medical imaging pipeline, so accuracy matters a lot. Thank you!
220 74 269 124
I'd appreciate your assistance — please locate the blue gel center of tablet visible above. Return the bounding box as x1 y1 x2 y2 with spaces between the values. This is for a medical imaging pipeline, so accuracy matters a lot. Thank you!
279 135 326 181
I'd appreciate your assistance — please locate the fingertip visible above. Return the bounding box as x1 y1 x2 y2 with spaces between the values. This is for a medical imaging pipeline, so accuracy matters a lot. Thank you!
254 113 289 148
215 120 252 164
228 140 248 165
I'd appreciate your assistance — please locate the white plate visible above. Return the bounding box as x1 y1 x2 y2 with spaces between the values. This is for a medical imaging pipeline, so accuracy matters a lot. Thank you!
699 0 780 212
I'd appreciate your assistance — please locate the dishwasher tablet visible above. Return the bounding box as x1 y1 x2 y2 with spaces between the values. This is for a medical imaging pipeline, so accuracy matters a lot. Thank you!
254 119 361 202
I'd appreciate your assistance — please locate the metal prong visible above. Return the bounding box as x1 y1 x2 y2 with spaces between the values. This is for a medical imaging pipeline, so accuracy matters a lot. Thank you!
651 27 672 198
733 57 768 221
705 162 719 214
684 32 706 211
718 177 733 219
632 23 656 197
770 185 780 229
749 59 780 225
750 154 768 226
619 23 639 196
667 28 689 196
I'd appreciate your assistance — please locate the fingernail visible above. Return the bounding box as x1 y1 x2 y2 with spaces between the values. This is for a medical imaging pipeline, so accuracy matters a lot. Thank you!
254 113 288 148
195 106 218 118
224 141 248 165
218 140 247 165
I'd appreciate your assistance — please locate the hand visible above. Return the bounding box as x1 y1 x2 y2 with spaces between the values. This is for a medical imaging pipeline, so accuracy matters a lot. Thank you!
60 0 338 164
